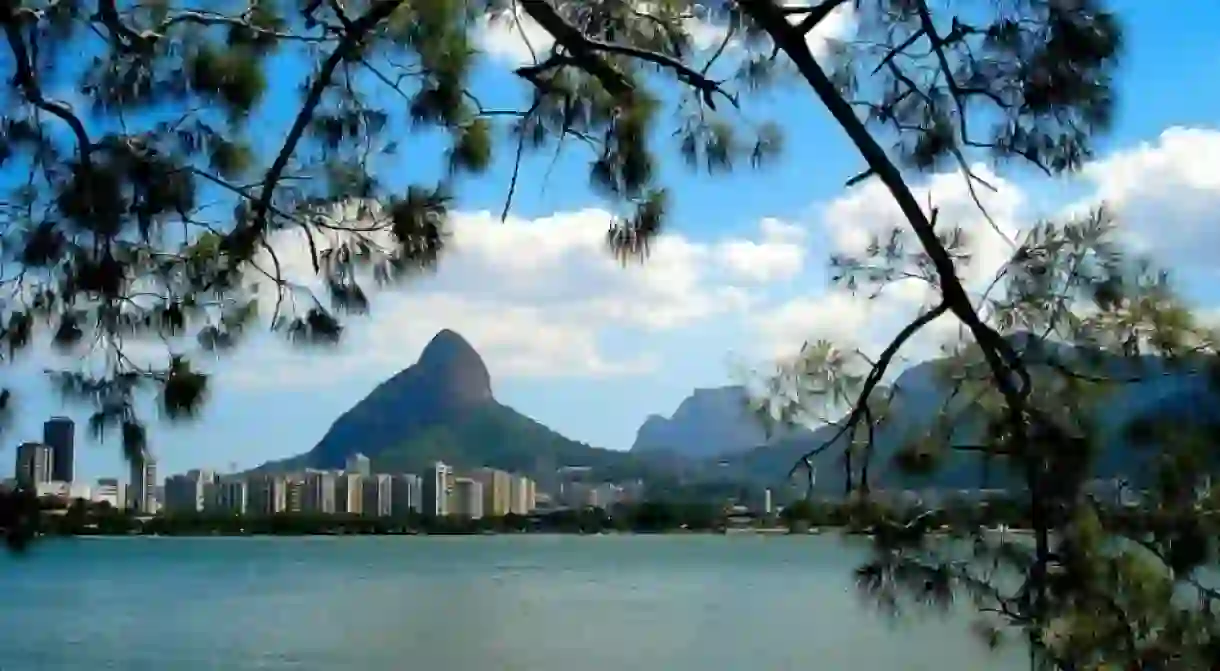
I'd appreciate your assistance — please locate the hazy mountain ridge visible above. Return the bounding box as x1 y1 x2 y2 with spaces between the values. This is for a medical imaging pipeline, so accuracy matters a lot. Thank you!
253 330 1218 494
714 334 1220 490
630 386 809 459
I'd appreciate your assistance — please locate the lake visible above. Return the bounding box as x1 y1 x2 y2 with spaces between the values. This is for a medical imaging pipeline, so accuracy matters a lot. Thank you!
0 535 1027 670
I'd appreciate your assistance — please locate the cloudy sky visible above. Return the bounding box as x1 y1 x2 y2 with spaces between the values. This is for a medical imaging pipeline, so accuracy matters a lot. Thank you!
5 1 1220 481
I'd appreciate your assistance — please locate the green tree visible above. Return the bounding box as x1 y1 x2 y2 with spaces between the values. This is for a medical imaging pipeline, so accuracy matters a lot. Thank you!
757 205 1220 669
0 1 1121 539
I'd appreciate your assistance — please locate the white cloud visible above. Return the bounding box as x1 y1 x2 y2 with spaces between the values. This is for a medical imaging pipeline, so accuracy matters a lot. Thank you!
475 2 854 67
216 126 1220 392
686 0 854 58
821 164 1024 294
714 217 807 283
745 164 1023 360
749 126 1220 371
227 207 776 386
1076 126 1220 268
475 7 555 66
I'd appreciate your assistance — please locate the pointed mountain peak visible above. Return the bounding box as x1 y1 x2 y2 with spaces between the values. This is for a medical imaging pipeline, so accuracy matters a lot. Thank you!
413 329 493 403
419 329 479 365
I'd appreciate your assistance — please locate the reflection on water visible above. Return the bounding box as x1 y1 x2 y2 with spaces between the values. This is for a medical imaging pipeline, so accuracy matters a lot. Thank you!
0 535 1026 671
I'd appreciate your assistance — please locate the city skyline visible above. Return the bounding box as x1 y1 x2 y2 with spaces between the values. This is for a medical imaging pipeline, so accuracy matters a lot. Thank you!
10 415 552 517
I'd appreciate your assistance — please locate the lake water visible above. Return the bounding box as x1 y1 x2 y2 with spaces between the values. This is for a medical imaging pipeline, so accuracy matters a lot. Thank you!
0 535 1027 670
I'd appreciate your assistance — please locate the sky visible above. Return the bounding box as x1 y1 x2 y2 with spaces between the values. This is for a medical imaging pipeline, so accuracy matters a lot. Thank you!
4 1 1220 482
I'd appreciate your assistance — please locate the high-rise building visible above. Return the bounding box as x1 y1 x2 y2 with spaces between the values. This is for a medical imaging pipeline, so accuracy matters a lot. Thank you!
14 442 53 487
336 473 363 515
473 468 512 517
164 470 215 514
345 453 371 476
361 474 392 517
508 475 537 515
390 473 421 517
247 474 287 515
284 477 304 513
422 462 452 517
43 417 74 483
302 469 336 514
129 453 157 514
452 477 484 519
213 477 248 515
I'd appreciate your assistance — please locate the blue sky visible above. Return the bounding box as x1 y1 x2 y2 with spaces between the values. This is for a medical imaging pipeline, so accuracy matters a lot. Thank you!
4 1 1220 482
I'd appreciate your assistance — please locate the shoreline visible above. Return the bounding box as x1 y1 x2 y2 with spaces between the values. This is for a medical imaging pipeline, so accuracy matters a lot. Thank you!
46 526 1035 540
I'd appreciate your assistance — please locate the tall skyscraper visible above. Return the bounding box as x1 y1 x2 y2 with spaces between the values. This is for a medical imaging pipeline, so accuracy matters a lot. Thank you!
15 442 53 487
43 417 74 483
129 452 157 514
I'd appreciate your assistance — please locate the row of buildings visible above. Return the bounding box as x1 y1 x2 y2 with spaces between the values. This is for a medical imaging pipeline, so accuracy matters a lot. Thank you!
13 417 76 485
12 417 641 517
158 454 539 519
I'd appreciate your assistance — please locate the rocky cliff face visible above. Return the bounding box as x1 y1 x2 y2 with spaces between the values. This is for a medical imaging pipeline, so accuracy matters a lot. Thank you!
631 386 778 459
307 329 496 468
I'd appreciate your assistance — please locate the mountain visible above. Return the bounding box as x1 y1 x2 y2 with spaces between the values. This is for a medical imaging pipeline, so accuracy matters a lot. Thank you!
255 330 667 481
630 386 802 459
705 334 1220 491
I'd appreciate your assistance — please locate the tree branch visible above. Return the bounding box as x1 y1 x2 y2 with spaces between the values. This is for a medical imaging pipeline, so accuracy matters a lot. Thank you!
515 0 737 110
248 0 407 272
788 299 951 483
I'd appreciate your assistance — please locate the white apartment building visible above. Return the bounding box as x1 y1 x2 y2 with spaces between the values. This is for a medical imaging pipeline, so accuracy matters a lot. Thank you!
509 475 537 515
129 454 158 514
336 473 363 515
451 477 483 519
473 468 512 517
423 463 452 516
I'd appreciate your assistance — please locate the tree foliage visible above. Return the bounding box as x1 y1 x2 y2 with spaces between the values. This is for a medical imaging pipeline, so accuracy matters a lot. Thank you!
0 0 1121 441
0 0 787 457
2 1 1214 666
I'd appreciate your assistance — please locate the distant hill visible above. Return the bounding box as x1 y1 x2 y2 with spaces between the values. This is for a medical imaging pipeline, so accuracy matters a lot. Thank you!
254 329 669 481
692 334 1220 491
630 386 806 459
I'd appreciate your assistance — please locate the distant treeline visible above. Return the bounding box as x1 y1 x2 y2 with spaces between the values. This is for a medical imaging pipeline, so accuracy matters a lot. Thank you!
1 487 1160 543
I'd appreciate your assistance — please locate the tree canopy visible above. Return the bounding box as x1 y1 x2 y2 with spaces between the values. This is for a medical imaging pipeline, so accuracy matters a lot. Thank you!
8 3 1216 666
0 0 1122 460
